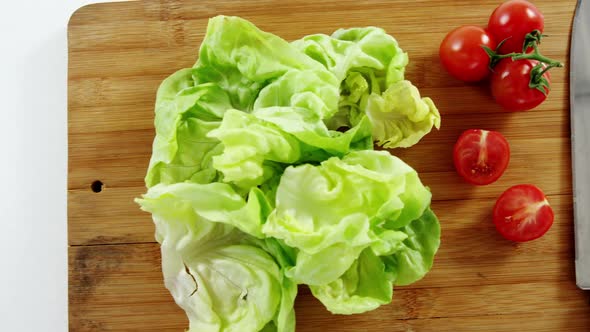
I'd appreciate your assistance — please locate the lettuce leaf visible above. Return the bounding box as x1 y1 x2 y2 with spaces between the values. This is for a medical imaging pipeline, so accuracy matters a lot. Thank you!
365 80 441 148
292 27 407 85
262 150 432 285
309 248 393 315
195 16 326 111
145 69 231 187
309 208 440 314
137 183 295 332
382 207 441 286
207 109 373 188
293 27 440 149
139 182 272 238
254 69 340 119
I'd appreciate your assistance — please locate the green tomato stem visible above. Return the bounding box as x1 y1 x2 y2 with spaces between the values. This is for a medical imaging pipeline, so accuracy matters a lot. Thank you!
482 30 563 70
535 62 560 79
510 43 563 68
486 46 563 69
482 30 563 94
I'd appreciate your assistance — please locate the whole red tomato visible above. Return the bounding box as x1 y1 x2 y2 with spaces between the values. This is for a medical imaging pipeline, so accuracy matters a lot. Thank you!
440 25 497 82
488 0 544 54
490 58 550 111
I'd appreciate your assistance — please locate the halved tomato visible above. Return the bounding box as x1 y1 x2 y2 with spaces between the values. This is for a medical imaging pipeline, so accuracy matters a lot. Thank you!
493 184 554 242
453 129 510 185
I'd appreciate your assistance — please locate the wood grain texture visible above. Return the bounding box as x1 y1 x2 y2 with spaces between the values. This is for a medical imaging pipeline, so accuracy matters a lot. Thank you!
67 0 589 331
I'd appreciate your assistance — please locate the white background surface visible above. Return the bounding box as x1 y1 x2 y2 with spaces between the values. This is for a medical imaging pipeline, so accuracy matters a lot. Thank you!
0 1 110 331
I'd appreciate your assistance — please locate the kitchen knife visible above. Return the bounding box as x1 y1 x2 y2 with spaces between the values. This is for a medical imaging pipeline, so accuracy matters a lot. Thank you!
571 0 590 290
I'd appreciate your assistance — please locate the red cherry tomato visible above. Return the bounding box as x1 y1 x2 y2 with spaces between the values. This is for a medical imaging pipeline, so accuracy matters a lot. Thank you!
488 0 544 54
490 58 549 112
493 184 554 242
439 25 497 82
453 129 510 186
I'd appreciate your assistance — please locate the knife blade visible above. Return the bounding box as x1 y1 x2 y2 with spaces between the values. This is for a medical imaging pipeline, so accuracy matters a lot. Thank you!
571 0 590 290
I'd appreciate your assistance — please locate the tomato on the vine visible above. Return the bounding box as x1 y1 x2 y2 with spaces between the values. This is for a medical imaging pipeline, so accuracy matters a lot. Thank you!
488 0 544 54
490 58 550 112
493 184 554 242
439 25 496 82
453 129 510 186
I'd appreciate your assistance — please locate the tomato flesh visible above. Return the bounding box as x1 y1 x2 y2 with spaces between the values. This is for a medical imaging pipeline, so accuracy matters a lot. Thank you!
493 184 554 242
439 26 496 82
453 129 510 185
487 0 544 54
491 58 549 112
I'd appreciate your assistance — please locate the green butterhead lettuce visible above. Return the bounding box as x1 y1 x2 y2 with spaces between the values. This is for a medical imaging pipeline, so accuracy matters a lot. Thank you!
137 183 295 332
145 68 231 187
309 248 393 315
292 27 408 84
195 15 326 111
364 80 441 148
293 27 440 148
309 208 440 314
140 182 271 238
262 150 433 285
254 69 340 119
206 109 301 188
207 109 373 188
139 15 442 331
382 207 441 286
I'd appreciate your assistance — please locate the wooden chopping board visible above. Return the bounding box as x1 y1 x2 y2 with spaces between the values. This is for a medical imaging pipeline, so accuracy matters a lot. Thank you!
67 0 590 331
